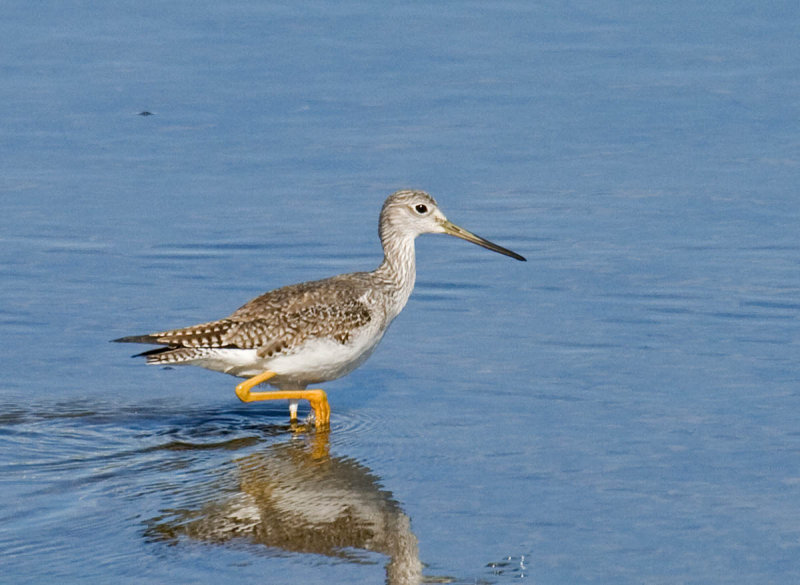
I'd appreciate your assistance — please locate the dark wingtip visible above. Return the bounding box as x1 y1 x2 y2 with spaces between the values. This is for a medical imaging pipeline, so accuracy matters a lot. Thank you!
133 346 174 359
112 334 161 344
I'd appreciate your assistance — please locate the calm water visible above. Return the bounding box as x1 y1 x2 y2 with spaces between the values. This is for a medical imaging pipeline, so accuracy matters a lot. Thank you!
2 1 799 583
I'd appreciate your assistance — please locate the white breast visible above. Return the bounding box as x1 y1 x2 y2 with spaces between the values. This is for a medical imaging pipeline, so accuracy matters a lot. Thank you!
188 319 388 388
273 319 389 385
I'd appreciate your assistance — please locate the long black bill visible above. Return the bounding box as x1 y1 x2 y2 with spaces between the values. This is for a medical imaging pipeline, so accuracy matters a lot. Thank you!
441 219 526 261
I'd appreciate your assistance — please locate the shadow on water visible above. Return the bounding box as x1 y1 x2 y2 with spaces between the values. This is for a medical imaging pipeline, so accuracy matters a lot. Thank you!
145 429 424 585
0 400 453 585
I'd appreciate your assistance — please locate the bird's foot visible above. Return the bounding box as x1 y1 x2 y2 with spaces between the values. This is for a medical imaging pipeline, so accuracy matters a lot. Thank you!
235 372 330 428
305 389 330 428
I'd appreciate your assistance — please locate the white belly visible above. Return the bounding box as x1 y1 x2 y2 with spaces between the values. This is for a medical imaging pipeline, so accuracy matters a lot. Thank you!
186 326 386 388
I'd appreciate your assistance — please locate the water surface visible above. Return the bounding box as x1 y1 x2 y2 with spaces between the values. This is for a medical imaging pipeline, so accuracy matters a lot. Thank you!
1 1 798 583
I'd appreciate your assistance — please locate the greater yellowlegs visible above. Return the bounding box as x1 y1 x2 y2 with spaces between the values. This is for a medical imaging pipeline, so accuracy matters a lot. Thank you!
114 190 525 426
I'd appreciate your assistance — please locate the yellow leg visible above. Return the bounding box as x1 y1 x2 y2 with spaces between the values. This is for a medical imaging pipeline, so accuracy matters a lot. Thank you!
234 371 330 427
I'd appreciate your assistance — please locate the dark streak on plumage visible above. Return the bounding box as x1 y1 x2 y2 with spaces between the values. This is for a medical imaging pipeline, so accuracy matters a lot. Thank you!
114 273 376 365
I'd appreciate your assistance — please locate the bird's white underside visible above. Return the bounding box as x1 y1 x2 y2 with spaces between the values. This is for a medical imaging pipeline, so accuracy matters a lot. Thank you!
158 322 387 389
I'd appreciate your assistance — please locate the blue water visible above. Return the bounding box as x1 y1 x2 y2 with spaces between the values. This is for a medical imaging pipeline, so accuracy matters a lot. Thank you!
2 1 799 583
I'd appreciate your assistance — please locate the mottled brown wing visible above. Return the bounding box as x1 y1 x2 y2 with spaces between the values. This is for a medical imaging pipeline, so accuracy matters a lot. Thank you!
225 300 372 358
119 272 373 354
141 319 236 348
216 273 374 354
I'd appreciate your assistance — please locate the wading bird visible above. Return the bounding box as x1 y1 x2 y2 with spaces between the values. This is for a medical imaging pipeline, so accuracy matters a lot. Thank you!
114 190 525 426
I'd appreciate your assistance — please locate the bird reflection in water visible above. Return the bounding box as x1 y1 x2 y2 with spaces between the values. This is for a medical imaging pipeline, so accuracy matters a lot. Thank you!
147 429 423 585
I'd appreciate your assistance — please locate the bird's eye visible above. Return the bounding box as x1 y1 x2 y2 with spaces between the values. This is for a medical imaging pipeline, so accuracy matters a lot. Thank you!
414 204 428 214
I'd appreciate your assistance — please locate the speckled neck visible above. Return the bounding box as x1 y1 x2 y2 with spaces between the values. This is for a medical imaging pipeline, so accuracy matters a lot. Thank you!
373 226 417 319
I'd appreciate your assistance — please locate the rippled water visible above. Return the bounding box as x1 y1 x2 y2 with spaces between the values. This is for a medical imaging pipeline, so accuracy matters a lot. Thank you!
2 1 799 584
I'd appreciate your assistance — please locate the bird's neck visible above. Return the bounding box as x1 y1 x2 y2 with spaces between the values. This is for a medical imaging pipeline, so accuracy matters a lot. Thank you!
374 231 417 315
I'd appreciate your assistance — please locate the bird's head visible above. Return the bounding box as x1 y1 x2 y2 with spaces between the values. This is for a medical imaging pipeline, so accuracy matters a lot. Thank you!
379 189 525 261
